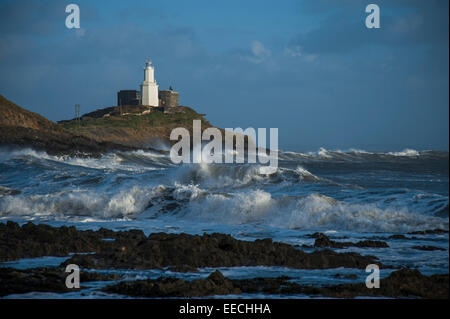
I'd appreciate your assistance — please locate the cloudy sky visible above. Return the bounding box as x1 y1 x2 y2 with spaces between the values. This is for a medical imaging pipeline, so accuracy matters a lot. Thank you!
0 0 448 151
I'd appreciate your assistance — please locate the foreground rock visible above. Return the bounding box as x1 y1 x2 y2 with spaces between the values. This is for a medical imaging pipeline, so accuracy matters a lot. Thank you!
0 222 380 270
233 268 449 299
103 269 449 299
64 232 380 270
0 221 113 261
2 266 446 299
0 267 119 297
411 245 446 251
387 234 410 240
312 233 389 249
310 268 449 299
407 229 449 235
104 270 240 297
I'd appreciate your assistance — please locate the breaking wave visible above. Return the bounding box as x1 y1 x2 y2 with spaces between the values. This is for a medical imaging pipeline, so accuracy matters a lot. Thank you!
171 163 322 189
387 149 420 157
0 147 169 171
0 146 448 233
279 147 446 162
1 182 447 232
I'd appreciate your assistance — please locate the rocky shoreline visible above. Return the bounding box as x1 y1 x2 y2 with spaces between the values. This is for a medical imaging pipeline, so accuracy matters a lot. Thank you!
0 222 448 298
0 267 119 297
307 233 390 249
1 265 447 299
0 222 381 269
103 268 449 299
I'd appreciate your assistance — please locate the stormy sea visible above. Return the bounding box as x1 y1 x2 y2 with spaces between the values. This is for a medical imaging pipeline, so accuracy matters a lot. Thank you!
0 146 448 298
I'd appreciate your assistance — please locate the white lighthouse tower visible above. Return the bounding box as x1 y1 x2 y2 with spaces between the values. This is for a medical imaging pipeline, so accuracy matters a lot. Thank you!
140 59 159 106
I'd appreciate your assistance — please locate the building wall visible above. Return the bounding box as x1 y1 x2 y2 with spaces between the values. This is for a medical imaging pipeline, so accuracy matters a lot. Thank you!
144 64 155 82
159 90 179 108
141 62 159 106
141 82 159 106
117 90 140 106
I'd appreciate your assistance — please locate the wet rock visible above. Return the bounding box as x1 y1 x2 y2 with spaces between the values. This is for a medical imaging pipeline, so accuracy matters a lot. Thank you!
0 221 145 262
307 232 347 239
411 245 446 251
103 270 241 297
235 269 448 299
0 267 120 297
63 232 381 270
306 268 449 299
102 269 448 299
408 229 449 235
313 233 389 249
161 202 179 212
0 267 70 296
232 276 302 295
0 186 20 196
388 234 408 240
352 240 389 248
1 222 382 271
0 222 100 262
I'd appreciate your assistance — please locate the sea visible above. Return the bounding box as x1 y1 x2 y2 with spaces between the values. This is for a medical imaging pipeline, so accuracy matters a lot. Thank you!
0 146 448 298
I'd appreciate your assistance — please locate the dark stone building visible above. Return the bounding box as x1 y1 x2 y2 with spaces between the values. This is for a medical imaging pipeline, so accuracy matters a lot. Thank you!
159 89 179 109
117 90 140 106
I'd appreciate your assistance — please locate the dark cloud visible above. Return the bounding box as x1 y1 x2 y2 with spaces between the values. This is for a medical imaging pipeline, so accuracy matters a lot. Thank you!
291 0 448 55
0 0 447 150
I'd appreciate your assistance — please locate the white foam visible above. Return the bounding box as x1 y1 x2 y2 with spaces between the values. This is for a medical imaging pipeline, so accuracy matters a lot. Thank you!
0 148 56 163
279 193 446 232
316 147 332 158
173 163 268 188
1 180 447 232
388 149 420 157
154 187 447 232
0 186 160 219
281 147 425 161
295 166 320 181
0 147 167 171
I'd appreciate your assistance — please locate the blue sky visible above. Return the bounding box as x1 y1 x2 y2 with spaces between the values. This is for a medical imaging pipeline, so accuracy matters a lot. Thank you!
0 0 448 151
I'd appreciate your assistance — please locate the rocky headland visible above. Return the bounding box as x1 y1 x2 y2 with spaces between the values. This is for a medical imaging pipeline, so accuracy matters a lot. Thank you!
0 94 218 156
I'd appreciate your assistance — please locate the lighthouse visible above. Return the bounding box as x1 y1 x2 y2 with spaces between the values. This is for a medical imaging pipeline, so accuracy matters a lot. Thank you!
140 59 159 106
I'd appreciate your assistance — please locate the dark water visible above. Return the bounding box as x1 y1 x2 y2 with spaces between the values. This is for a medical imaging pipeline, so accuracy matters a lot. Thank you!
0 147 448 298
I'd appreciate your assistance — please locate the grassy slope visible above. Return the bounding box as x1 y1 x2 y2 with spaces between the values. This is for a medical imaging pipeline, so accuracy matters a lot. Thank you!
0 94 244 152
61 107 210 130
0 95 137 155
59 106 217 148
0 94 63 133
